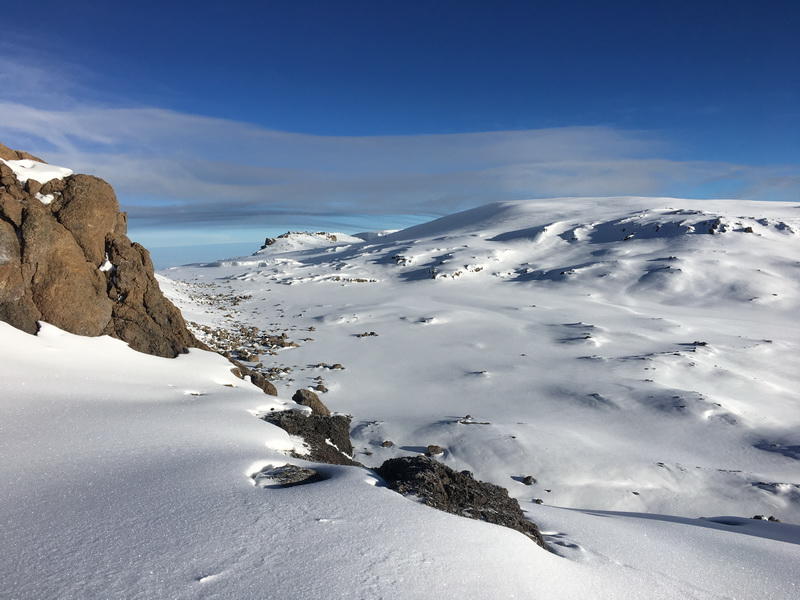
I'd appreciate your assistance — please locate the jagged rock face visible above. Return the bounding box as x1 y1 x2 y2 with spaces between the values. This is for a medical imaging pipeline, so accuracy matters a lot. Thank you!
0 146 204 357
377 456 548 549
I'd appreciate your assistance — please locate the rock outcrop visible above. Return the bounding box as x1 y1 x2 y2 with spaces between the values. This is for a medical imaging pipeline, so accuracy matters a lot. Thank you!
0 144 204 357
261 409 360 466
377 456 549 549
0 142 45 163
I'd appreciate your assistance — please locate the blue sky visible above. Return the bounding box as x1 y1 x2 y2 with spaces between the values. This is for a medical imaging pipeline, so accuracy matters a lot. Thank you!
0 0 798 266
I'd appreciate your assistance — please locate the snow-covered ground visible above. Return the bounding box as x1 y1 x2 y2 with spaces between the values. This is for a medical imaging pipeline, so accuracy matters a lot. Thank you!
2 195 800 598
165 197 800 522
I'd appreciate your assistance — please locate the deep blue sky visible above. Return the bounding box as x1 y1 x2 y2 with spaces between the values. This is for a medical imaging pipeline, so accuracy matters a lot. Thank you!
13 0 797 159
1 1 798 265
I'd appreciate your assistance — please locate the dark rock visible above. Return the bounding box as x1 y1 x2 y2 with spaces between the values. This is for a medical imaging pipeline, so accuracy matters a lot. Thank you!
251 464 324 488
261 409 360 466
292 388 330 416
313 383 328 393
521 475 536 486
381 440 395 448
376 456 548 549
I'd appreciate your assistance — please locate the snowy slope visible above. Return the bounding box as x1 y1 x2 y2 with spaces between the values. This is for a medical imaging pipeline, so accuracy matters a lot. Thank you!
252 231 365 256
164 197 800 526
3 195 800 599
2 323 799 599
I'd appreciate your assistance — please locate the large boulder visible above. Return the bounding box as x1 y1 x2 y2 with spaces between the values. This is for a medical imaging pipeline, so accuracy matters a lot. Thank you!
376 456 548 549
0 144 204 357
292 388 331 416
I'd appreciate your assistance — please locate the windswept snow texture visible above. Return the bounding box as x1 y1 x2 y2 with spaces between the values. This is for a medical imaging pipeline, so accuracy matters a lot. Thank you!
3 196 800 598
0 157 73 184
2 323 799 599
165 197 800 526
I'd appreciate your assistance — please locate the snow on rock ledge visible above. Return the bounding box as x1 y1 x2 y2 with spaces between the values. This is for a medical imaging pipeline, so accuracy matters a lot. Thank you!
0 158 73 185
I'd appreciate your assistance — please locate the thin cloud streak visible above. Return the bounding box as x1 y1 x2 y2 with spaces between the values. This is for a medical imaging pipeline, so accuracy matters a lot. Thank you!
0 65 797 234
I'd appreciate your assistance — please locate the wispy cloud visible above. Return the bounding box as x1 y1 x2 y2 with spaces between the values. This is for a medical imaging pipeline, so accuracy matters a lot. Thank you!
0 52 797 237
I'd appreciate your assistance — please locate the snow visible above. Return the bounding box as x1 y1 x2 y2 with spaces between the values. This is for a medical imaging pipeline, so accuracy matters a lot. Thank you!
3 196 800 598
1 322 798 598
0 157 73 184
99 253 114 272
34 192 55 204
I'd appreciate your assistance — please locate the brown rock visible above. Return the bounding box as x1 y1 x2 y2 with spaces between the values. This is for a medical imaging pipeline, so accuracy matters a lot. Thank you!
425 444 445 456
0 190 23 226
25 179 42 196
20 200 112 336
292 388 331 416
57 175 119 265
0 141 205 358
39 178 65 196
249 371 278 396
103 235 202 357
0 142 46 163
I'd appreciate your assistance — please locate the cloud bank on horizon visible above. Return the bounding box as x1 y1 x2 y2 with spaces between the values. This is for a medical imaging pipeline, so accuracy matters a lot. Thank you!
1 52 797 241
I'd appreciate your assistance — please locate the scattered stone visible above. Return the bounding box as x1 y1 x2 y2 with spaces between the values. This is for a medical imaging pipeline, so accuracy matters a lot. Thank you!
533 498 544 504
251 464 323 488
425 444 445 456
313 362 346 370
521 475 536 486
381 440 395 448
376 456 548 549
355 331 378 337
249 371 278 396
458 415 491 425
313 383 329 393
292 388 331 416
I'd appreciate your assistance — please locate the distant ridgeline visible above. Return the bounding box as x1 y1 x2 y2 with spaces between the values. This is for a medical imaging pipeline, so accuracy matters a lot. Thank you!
0 142 203 358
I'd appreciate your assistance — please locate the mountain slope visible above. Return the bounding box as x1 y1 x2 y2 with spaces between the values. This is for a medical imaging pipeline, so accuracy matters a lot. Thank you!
165 197 800 523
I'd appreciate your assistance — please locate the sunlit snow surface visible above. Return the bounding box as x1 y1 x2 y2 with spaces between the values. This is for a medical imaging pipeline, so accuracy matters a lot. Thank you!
0 158 73 184
2 197 799 598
